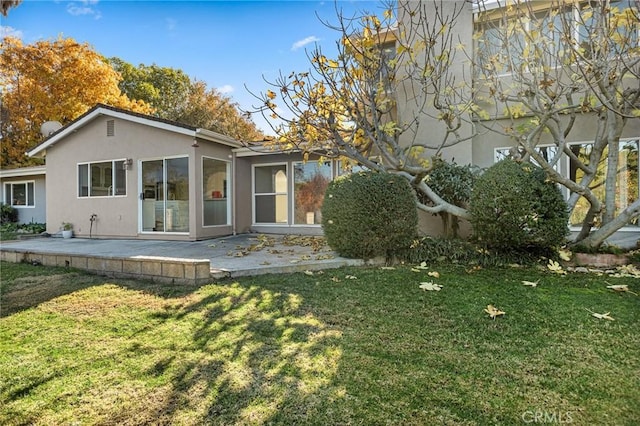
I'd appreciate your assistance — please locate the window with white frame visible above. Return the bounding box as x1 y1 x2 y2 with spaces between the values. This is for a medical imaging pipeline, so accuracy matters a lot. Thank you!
495 145 560 170
254 164 288 224
293 161 332 225
4 181 35 207
78 160 127 197
568 139 639 227
475 1 638 73
202 157 230 226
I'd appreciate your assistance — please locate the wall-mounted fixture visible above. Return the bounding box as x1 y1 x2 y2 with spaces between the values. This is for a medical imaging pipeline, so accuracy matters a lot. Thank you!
192 139 200 148
122 158 133 170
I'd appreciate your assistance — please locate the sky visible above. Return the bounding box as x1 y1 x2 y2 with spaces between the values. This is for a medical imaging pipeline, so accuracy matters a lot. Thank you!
1 0 385 134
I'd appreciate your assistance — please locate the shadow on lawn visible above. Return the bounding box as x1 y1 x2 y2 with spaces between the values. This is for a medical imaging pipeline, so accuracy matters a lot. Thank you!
0 264 200 317
98 282 345 424
1 263 346 424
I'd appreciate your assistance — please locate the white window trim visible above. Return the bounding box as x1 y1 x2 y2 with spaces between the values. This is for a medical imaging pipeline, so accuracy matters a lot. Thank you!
565 138 640 229
252 162 289 226
202 156 231 228
77 158 128 198
4 180 35 208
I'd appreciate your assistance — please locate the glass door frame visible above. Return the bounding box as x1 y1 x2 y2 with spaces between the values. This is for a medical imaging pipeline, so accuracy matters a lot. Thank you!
139 156 190 234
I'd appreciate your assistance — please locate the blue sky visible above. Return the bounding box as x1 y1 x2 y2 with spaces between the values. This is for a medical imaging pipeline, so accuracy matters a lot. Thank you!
1 0 384 133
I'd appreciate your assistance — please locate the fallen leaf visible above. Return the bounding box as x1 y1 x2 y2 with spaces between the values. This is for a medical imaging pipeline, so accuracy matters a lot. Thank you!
484 304 505 319
606 284 638 295
416 261 429 269
586 308 614 321
419 282 442 291
547 260 567 275
345 275 358 280
380 266 396 270
522 280 539 287
466 265 482 273
558 247 572 262
427 271 440 278
304 270 314 276
331 276 341 282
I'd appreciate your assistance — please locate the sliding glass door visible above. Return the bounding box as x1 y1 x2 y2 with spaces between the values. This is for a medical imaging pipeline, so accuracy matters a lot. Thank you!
140 157 189 233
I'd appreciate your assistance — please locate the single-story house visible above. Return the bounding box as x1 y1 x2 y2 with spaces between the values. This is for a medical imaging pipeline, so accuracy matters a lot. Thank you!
19 104 338 240
0 165 47 224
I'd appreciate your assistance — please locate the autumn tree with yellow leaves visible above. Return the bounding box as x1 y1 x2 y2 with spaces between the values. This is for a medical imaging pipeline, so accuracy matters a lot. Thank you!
251 1 476 221
0 37 152 167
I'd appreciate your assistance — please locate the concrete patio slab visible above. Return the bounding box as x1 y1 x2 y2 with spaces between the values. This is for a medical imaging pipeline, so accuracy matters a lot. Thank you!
0 234 373 282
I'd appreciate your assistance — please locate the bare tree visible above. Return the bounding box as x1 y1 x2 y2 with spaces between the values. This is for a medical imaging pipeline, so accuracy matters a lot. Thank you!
474 0 640 247
249 0 476 220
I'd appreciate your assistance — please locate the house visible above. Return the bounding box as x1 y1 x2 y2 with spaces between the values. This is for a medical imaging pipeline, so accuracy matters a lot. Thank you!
0 165 46 224
390 0 640 242
23 104 334 240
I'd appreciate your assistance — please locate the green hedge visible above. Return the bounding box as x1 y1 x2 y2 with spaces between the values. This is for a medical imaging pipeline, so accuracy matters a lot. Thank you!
322 171 418 259
470 159 569 251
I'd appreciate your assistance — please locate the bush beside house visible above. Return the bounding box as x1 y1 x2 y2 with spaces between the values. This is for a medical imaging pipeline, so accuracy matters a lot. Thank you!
470 159 569 252
322 171 418 260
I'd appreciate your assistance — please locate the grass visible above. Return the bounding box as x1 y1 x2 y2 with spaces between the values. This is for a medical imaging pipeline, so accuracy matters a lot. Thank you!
1 260 639 425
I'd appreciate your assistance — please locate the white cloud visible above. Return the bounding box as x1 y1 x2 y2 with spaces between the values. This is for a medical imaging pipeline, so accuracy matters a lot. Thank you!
217 84 234 95
66 1 102 19
291 35 320 51
0 26 23 39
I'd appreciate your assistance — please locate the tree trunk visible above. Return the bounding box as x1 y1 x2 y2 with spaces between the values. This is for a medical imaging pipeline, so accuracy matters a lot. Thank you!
576 198 640 248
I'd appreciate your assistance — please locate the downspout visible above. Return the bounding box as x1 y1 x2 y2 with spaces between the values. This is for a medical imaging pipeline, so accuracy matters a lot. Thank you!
232 150 237 235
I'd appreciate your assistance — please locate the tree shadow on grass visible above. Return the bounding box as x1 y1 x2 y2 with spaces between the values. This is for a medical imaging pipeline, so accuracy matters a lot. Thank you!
101 282 347 424
0 262 203 317
1 263 348 424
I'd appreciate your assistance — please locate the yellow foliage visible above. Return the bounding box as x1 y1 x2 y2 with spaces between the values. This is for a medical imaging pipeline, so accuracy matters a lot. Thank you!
0 36 152 166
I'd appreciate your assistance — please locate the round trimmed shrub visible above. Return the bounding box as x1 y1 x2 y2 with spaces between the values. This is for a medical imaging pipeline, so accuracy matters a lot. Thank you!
470 159 569 251
321 171 418 259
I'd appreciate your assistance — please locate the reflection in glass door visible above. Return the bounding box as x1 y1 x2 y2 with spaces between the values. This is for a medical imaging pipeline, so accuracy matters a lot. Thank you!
140 158 189 233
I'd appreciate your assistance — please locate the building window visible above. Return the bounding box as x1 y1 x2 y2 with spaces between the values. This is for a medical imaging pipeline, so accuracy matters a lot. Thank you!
293 161 332 225
78 160 127 197
568 139 639 227
202 157 230 226
4 181 35 207
253 164 288 224
495 145 560 171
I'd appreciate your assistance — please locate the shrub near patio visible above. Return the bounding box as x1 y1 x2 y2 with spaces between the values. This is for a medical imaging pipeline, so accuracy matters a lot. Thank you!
321 171 418 260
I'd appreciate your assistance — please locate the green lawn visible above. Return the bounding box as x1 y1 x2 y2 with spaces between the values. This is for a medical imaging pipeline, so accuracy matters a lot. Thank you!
1 260 638 425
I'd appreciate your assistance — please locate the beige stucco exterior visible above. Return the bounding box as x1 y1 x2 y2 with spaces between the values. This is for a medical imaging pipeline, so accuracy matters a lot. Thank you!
0 166 47 224
29 106 240 241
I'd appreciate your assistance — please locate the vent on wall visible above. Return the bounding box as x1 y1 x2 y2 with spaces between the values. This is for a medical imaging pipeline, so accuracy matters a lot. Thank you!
107 120 115 137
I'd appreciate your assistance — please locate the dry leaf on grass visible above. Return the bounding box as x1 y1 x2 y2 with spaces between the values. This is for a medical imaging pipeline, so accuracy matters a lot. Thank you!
345 275 358 280
522 280 539 287
606 284 638 295
484 304 505 319
304 270 314 276
547 260 567 275
419 282 442 291
586 308 615 321
428 271 440 278
557 247 572 261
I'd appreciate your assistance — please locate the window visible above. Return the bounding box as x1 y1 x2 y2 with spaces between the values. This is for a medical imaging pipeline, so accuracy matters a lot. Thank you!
4 181 34 207
495 145 560 171
254 164 288 224
202 157 230 226
78 160 126 197
568 139 639 226
293 161 332 225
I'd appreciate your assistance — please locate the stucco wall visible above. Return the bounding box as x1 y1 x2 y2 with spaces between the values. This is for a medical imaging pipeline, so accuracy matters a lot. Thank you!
0 174 46 224
43 115 236 240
